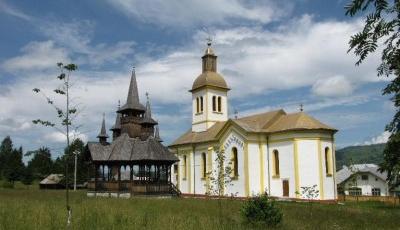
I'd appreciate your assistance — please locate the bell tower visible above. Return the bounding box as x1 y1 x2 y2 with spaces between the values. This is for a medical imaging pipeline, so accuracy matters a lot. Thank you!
190 41 230 132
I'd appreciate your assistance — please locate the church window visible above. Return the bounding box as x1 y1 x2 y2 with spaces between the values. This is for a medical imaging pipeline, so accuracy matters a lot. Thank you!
231 147 239 177
183 155 187 179
217 96 222 112
200 96 204 112
372 188 381 196
196 97 199 113
201 153 206 178
212 96 217 111
325 147 332 176
273 150 280 176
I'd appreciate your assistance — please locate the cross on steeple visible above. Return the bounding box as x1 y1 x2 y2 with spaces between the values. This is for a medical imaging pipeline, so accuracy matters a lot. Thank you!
300 103 304 112
206 36 212 47
234 109 238 119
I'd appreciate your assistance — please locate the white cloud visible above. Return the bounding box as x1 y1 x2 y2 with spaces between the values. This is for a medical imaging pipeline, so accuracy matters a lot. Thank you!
39 20 136 66
312 75 354 97
0 0 31 21
0 118 31 132
363 131 391 145
2 41 70 72
44 131 88 144
105 0 291 27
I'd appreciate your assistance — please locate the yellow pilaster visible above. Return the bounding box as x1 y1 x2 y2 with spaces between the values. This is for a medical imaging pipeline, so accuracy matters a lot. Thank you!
188 152 192 193
206 146 212 194
293 139 300 198
258 140 265 194
244 142 249 197
317 139 324 199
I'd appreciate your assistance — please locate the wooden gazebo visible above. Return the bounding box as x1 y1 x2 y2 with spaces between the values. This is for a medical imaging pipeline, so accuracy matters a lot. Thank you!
87 69 179 196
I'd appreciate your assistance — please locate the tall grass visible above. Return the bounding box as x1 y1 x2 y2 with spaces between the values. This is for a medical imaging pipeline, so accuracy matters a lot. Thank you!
0 189 398 230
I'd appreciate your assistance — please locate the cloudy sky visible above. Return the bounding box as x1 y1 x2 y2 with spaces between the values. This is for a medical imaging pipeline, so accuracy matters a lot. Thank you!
0 0 394 158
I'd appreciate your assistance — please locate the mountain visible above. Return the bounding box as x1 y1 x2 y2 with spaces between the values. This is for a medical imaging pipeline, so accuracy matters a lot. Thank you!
335 143 386 170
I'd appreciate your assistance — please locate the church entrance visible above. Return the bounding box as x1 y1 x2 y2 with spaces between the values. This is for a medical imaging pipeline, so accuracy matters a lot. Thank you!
282 180 289 197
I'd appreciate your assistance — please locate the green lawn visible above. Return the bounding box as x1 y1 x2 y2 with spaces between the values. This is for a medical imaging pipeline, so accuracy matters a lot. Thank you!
0 189 398 230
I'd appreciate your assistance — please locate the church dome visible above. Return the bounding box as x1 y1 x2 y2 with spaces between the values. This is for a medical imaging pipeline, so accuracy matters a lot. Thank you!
191 71 229 92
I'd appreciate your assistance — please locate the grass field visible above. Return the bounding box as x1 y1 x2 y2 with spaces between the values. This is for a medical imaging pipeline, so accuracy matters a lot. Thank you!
0 189 399 230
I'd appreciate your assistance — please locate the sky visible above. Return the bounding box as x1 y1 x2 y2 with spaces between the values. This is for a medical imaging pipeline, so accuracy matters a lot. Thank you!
0 0 395 159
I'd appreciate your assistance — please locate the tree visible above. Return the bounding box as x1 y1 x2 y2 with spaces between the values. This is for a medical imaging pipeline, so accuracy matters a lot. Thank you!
25 147 53 180
32 62 79 226
0 136 13 179
346 0 400 187
21 166 34 187
3 147 25 184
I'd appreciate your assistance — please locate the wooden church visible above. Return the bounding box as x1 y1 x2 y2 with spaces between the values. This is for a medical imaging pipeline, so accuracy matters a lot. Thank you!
87 69 179 197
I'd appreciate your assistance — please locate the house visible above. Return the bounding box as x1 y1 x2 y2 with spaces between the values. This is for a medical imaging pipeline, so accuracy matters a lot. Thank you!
169 42 338 200
336 164 396 196
39 174 64 189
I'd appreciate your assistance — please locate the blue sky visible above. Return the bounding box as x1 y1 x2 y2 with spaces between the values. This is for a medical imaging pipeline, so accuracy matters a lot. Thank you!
0 0 395 158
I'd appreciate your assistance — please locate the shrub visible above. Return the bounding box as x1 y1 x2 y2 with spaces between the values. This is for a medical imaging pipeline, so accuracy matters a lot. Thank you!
241 194 282 227
1 181 15 189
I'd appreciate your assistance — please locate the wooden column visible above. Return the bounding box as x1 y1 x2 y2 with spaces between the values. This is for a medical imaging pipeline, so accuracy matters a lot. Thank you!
94 164 98 191
118 164 121 192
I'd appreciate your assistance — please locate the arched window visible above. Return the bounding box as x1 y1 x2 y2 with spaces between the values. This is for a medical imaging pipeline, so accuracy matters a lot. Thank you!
217 96 222 112
183 155 187 179
231 147 239 177
212 96 216 111
273 150 280 176
196 97 199 113
201 153 206 178
325 147 332 176
200 96 204 112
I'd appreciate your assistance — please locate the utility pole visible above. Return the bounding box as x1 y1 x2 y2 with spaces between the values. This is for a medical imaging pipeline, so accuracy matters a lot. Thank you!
73 150 80 191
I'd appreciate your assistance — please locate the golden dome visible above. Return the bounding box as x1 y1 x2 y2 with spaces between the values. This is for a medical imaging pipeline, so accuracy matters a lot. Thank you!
190 71 229 92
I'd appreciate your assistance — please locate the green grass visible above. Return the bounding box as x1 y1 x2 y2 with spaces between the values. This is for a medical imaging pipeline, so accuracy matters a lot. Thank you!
0 189 399 230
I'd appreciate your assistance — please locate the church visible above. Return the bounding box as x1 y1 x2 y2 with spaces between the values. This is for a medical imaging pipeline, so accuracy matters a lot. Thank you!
169 42 338 200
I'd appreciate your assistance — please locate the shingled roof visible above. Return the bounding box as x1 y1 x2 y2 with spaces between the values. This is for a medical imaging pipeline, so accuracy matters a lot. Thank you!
88 133 178 162
170 110 336 147
336 164 387 184
97 115 109 138
118 69 146 113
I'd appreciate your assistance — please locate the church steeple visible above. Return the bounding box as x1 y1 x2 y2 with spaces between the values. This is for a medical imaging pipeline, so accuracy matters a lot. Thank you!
111 101 122 140
154 125 163 142
202 40 217 73
118 68 145 114
97 113 109 145
142 92 158 125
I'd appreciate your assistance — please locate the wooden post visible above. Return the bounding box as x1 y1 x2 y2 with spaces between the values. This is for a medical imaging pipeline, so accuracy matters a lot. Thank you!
118 164 121 193
94 164 98 192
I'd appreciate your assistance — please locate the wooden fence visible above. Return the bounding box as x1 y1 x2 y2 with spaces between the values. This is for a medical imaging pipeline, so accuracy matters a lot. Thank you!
338 195 400 205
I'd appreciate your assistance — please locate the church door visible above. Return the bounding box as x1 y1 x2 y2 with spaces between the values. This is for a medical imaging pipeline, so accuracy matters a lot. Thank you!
282 180 289 197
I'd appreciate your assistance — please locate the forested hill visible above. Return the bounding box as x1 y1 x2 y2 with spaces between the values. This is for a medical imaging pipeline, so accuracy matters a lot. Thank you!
335 143 386 170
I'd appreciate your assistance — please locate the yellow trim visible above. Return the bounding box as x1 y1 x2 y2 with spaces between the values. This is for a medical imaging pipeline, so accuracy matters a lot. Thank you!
259 140 265 194
244 142 249 197
177 148 180 189
269 137 333 144
271 149 280 178
205 88 209 128
206 147 212 194
191 119 222 125
293 139 300 198
317 139 325 199
188 153 192 193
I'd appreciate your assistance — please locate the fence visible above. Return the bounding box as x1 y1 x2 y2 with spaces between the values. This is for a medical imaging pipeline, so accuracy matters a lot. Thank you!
338 195 400 205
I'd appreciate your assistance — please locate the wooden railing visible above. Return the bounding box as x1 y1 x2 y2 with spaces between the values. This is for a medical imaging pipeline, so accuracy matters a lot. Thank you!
87 181 179 195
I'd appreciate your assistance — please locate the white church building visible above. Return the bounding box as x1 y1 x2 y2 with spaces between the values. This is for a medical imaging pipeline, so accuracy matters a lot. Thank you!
169 43 338 200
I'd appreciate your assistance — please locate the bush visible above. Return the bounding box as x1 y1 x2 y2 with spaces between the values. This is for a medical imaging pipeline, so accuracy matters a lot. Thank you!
1 181 15 189
241 194 282 227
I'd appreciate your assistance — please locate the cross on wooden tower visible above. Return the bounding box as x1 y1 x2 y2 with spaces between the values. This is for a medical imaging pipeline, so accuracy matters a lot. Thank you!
206 36 212 46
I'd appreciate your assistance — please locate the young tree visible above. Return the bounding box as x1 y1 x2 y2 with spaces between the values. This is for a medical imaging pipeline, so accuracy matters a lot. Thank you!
205 146 234 225
346 0 400 187
32 62 79 226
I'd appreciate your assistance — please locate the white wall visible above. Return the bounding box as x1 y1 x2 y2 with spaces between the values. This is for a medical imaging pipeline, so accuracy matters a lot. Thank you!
297 140 320 198
343 173 388 196
321 140 336 199
268 141 295 198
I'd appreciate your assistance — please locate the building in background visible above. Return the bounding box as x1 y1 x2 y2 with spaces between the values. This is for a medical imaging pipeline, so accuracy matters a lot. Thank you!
169 42 338 200
337 163 399 196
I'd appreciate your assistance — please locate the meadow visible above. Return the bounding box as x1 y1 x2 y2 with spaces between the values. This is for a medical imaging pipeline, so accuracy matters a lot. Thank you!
0 188 399 230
